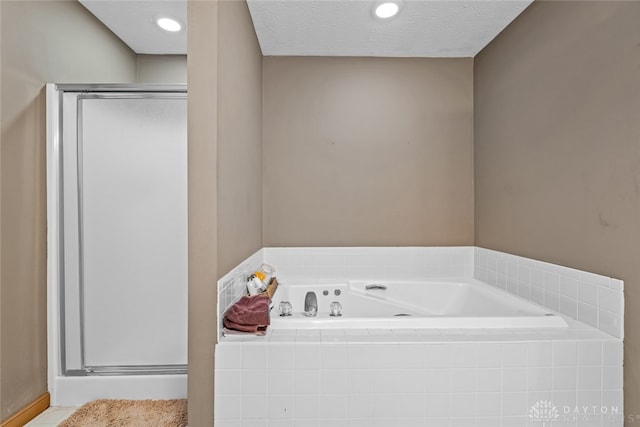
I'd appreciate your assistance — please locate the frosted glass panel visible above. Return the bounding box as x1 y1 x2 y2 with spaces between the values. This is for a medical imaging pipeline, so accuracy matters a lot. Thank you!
80 97 187 367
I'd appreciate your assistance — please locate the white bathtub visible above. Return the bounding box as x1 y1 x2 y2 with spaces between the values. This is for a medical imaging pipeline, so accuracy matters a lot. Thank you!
270 278 567 329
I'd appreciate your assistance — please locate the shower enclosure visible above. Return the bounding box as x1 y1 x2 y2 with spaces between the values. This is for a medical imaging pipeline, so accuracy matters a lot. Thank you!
46 84 187 405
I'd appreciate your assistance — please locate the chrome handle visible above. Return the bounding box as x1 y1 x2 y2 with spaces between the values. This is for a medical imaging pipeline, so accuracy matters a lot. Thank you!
365 284 387 291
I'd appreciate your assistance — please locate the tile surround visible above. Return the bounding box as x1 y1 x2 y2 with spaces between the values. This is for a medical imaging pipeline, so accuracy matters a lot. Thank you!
217 249 264 334
216 247 624 426
474 247 624 338
216 331 623 426
218 246 623 339
264 246 474 285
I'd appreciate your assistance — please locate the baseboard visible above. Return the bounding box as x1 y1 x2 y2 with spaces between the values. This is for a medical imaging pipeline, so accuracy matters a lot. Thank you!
0 392 50 427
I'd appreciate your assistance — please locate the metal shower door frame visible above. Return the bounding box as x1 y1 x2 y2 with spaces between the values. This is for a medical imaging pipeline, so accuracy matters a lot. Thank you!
47 84 188 378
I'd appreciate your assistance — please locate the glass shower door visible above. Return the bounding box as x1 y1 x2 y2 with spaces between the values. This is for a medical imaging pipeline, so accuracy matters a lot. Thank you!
60 90 187 375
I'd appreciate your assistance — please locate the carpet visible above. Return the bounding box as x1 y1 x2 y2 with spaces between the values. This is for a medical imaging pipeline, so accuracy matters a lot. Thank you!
58 399 187 427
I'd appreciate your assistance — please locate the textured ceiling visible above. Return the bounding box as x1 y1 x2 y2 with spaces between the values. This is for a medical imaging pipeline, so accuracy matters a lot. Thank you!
79 0 187 55
79 0 532 57
247 0 533 57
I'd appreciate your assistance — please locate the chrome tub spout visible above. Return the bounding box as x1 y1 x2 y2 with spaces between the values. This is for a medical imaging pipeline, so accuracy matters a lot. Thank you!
304 291 318 317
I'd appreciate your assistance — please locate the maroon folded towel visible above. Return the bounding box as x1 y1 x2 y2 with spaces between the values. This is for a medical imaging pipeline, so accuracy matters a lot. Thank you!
223 295 270 333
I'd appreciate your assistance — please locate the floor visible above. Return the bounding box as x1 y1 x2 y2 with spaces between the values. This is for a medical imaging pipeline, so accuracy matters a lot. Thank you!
24 407 77 427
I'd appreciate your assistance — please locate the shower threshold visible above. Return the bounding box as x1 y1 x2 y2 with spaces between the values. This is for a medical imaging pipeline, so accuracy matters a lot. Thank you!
65 364 187 376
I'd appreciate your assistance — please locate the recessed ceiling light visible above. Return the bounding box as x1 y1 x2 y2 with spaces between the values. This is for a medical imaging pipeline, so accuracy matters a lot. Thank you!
156 17 182 32
375 2 399 18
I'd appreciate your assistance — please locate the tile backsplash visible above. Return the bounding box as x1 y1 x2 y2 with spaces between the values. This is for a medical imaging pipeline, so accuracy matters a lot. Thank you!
217 249 264 334
262 246 475 284
474 247 624 339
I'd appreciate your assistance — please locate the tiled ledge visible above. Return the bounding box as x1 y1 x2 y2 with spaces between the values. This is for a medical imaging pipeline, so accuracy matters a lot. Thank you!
220 316 617 345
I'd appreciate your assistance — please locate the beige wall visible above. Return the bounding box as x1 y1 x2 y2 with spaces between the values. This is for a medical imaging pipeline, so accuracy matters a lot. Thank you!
474 1 640 416
217 1 263 275
187 1 218 425
263 57 474 247
188 0 262 425
0 0 136 421
137 55 187 84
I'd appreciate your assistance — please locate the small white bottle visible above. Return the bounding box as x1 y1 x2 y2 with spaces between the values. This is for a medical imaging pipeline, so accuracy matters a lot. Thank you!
247 275 262 296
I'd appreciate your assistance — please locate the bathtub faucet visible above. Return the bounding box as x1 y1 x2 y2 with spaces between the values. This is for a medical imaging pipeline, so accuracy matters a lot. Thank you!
304 291 318 317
